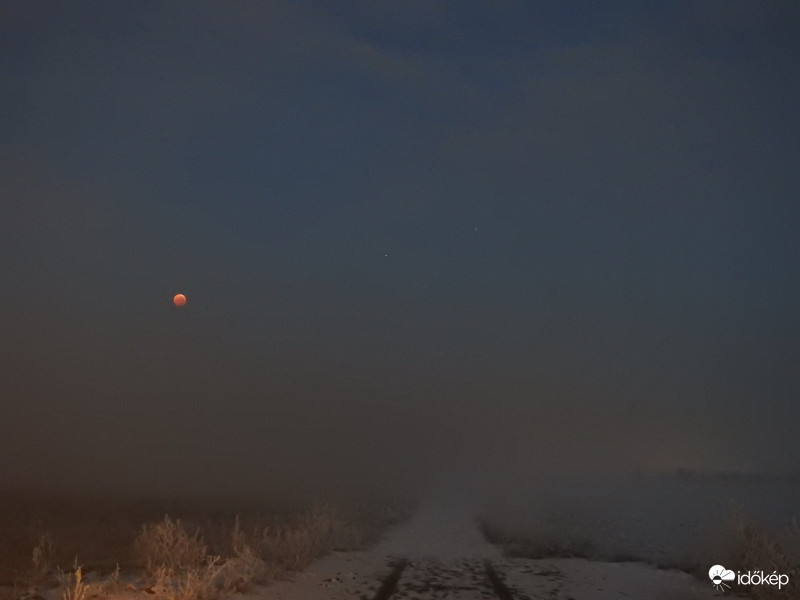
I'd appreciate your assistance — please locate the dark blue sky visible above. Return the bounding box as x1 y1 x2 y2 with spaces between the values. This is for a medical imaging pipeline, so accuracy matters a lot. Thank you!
2 1 799 497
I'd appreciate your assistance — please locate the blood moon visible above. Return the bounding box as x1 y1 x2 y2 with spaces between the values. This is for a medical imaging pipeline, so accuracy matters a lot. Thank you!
173 293 187 307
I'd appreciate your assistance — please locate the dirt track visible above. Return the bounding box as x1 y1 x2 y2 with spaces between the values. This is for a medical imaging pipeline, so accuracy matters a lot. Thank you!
259 502 718 600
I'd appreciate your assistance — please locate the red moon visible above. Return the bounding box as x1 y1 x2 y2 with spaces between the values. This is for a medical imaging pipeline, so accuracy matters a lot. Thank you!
173 293 187 307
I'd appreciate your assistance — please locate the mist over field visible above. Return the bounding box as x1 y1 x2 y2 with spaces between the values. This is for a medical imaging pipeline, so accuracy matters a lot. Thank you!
5 309 788 502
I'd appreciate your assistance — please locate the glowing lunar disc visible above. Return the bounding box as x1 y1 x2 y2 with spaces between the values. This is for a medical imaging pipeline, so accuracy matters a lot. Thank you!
173 293 187 307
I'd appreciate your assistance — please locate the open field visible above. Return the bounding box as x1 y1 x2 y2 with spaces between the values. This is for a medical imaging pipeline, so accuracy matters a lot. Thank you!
477 473 800 599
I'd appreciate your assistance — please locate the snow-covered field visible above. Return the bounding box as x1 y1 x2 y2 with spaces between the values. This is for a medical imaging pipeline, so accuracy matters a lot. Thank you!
478 473 800 566
257 497 717 599
7 475 796 599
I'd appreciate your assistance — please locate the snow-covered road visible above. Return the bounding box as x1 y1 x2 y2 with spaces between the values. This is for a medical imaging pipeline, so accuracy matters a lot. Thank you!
255 500 718 600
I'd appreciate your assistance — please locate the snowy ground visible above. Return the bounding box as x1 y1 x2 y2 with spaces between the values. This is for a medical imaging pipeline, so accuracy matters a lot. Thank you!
12 499 724 600
251 499 720 600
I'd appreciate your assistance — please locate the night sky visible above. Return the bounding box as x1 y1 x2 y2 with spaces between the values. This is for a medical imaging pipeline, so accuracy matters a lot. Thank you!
2 1 799 499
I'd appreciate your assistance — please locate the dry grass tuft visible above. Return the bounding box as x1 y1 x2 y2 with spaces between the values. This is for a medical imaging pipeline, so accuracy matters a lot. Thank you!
30 533 55 579
172 556 229 600
257 503 358 571
727 512 799 600
133 515 208 576
57 561 90 600
219 516 278 590
132 516 233 600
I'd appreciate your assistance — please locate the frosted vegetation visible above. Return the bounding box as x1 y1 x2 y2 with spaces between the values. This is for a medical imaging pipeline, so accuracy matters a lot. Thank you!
0 491 409 600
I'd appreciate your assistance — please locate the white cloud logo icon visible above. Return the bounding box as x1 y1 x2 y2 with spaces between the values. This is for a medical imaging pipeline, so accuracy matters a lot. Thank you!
709 565 735 590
